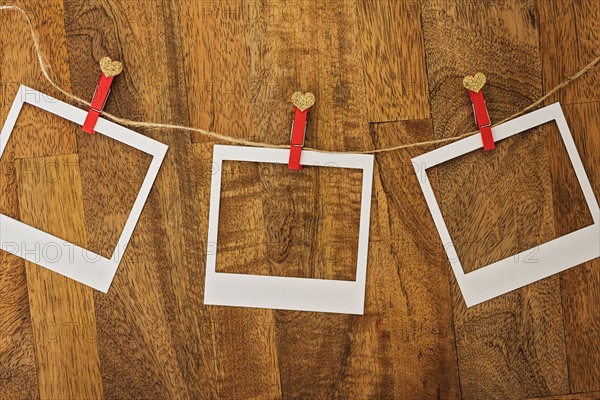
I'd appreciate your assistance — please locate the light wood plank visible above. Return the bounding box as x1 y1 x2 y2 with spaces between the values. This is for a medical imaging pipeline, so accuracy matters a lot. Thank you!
181 1 282 397
180 0 254 144
0 2 77 398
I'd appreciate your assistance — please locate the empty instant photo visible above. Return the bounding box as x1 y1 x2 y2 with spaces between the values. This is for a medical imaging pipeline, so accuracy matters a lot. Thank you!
0 85 168 292
204 145 374 314
413 103 600 307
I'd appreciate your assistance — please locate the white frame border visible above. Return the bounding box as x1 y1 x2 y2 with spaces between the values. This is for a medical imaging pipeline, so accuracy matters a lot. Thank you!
0 85 168 292
412 102 600 307
204 144 374 314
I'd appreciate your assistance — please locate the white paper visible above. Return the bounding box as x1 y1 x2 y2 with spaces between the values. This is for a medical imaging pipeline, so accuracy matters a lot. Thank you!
204 145 374 314
0 85 168 292
412 102 600 307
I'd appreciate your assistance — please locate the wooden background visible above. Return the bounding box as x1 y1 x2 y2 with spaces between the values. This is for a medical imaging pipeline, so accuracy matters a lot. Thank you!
0 0 599 399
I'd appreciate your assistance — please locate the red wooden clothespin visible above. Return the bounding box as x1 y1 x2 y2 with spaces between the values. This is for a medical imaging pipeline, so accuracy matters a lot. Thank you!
288 92 316 170
463 72 495 150
82 57 123 134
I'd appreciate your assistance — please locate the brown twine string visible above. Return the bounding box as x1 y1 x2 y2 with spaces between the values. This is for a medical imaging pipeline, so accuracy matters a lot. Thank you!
2 4 599 154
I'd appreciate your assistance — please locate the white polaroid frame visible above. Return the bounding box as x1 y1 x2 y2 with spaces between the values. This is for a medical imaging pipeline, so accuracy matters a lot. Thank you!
0 85 168 292
204 144 374 314
413 102 600 307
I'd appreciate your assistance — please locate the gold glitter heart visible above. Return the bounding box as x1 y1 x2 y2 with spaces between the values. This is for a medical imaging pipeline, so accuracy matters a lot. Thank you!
291 92 315 111
462 72 486 93
99 57 123 78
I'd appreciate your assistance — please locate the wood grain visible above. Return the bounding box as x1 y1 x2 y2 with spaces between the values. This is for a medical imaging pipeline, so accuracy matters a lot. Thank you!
556 103 600 393
217 161 362 280
1 2 82 399
368 118 461 398
0 1 598 399
235 2 399 399
182 1 281 398
538 1 600 393
180 0 254 144
0 12 39 399
421 0 571 398
538 0 600 105
429 121 592 274
63 1 218 399
16 154 103 399
357 0 431 122
527 392 600 400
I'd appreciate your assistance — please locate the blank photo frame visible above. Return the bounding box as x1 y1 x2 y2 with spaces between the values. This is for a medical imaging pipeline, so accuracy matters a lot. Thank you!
204 145 374 314
413 102 600 307
0 85 168 292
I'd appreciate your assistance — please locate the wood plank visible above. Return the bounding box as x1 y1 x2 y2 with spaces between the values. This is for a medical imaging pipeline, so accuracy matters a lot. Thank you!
180 0 254 144
357 0 431 122
557 103 600 393
0 2 77 398
1 1 77 159
0 13 38 396
527 391 600 400
538 0 600 104
421 0 570 398
242 1 368 398
242 1 370 152
0 249 35 400
64 1 187 397
16 154 103 400
368 118 461 398
180 1 282 397
62 1 230 398
538 1 600 393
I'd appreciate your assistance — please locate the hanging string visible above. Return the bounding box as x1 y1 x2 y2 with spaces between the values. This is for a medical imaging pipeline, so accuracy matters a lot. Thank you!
2 4 599 154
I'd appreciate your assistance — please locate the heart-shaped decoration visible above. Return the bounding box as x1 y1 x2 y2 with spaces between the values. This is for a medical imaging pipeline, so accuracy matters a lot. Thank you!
99 56 123 78
291 92 315 111
462 72 486 93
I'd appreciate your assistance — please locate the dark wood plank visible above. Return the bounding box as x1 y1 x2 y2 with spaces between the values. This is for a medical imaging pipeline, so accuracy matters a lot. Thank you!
557 103 600 393
538 0 600 105
368 118 461 398
527 391 600 400
421 0 570 398
357 0 431 122
538 0 600 393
